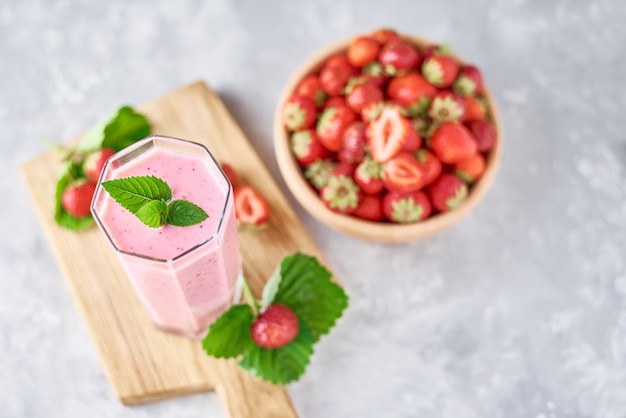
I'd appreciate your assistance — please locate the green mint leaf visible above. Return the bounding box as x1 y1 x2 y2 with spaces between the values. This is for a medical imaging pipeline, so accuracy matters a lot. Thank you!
166 200 208 227
78 106 151 152
273 253 348 342
260 268 282 309
135 199 168 228
238 319 315 384
101 175 172 214
202 304 255 359
54 170 95 230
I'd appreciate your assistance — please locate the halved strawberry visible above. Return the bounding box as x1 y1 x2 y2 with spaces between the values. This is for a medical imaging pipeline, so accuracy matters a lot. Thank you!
234 185 270 226
462 96 487 122
338 121 367 163
466 120 497 152
353 194 384 222
304 158 336 190
345 82 383 114
347 36 381 67
295 75 327 107
429 174 468 212
83 147 115 183
320 175 360 214
454 153 486 184
430 122 478 164
61 180 96 218
250 304 299 349
317 106 357 152
366 107 409 163
401 121 422 152
283 95 317 130
452 65 484 97
378 40 420 76
220 163 239 187
427 91 466 122
290 130 329 166
320 57 358 96
354 156 384 194
370 28 401 45
383 190 432 223
386 73 437 116
382 152 425 193
414 149 442 186
422 54 459 88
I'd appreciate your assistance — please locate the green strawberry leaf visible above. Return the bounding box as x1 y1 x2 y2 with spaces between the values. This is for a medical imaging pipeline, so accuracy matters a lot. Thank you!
202 304 255 359
78 106 151 152
101 175 172 214
54 169 95 230
135 199 169 228
166 200 209 227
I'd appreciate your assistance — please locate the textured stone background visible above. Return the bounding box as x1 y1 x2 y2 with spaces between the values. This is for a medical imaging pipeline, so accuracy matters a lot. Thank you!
3 0 626 417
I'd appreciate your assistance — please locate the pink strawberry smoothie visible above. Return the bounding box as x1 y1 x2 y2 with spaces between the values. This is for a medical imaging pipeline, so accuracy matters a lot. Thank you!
92 137 242 339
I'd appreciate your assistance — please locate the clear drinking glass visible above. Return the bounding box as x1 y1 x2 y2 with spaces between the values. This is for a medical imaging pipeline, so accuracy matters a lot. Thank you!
91 135 242 339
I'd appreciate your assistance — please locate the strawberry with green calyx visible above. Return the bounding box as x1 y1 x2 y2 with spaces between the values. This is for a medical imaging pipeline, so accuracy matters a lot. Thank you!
386 73 437 116
61 180 96 219
354 155 384 194
203 253 349 384
290 130 329 166
411 116 429 138
339 121 367 163
347 36 380 68
454 153 486 184
361 62 387 87
422 52 460 88
427 91 466 123
304 158 336 190
317 106 357 152
382 152 425 193
220 163 239 187
462 96 488 122
466 120 497 152
332 161 357 178
320 175 361 214
283 95 317 131
320 56 358 96
415 149 443 186
354 194 384 222
295 75 328 108
378 40 420 76
360 101 385 122
452 65 484 97
370 28 401 45
83 147 115 182
366 107 409 163
430 122 478 164
345 82 383 114
383 190 432 223
429 173 468 212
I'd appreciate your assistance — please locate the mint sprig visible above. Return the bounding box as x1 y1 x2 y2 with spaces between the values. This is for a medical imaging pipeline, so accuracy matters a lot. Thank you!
101 175 208 228
202 253 349 385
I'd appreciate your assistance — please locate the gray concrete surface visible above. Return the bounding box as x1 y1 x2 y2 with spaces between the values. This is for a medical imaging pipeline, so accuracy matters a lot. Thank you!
3 0 626 417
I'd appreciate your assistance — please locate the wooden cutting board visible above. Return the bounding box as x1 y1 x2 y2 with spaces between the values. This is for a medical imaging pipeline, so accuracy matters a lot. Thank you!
20 81 332 417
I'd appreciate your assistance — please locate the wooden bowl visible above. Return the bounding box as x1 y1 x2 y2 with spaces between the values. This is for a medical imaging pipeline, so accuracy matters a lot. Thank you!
273 34 502 243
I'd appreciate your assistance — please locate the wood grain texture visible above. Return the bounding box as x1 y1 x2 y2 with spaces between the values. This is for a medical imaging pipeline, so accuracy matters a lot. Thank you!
20 81 334 417
273 34 501 243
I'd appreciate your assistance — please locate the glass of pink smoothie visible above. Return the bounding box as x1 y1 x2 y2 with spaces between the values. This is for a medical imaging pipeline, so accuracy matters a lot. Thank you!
91 135 242 339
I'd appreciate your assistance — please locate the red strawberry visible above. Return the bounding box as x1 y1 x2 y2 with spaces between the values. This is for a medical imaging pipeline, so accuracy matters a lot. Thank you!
320 58 357 96
452 65 484 97
83 147 115 183
290 130 329 166
379 40 420 76
233 185 270 226
333 161 357 178
429 174 468 212
220 163 239 187
283 95 317 130
295 75 327 107
427 91 466 122
462 96 487 122
360 101 385 122
353 194 384 222
401 120 422 152
422 54 460 88
304 158 336 190
323 96 346 109
361 62 387 87
430 122 478 164
61 180 96 218
382 152 425 192
347 36 380 67
317 106 356 152
383 190 432 223
370 28 401 45
338 121 367 163
320 175 360 214
250 304 299 349
414 149 442 186
346 82 383 114
466 120 497 152
366 107 409 163
454 153 486 184
386 73 437 116
354 156 384 194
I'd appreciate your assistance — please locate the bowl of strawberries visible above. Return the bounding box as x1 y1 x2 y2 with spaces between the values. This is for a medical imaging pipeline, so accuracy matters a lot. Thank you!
273 28 501 243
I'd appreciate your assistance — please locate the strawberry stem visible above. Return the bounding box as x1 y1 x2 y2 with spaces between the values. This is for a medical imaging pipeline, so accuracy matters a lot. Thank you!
241 277 259 316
